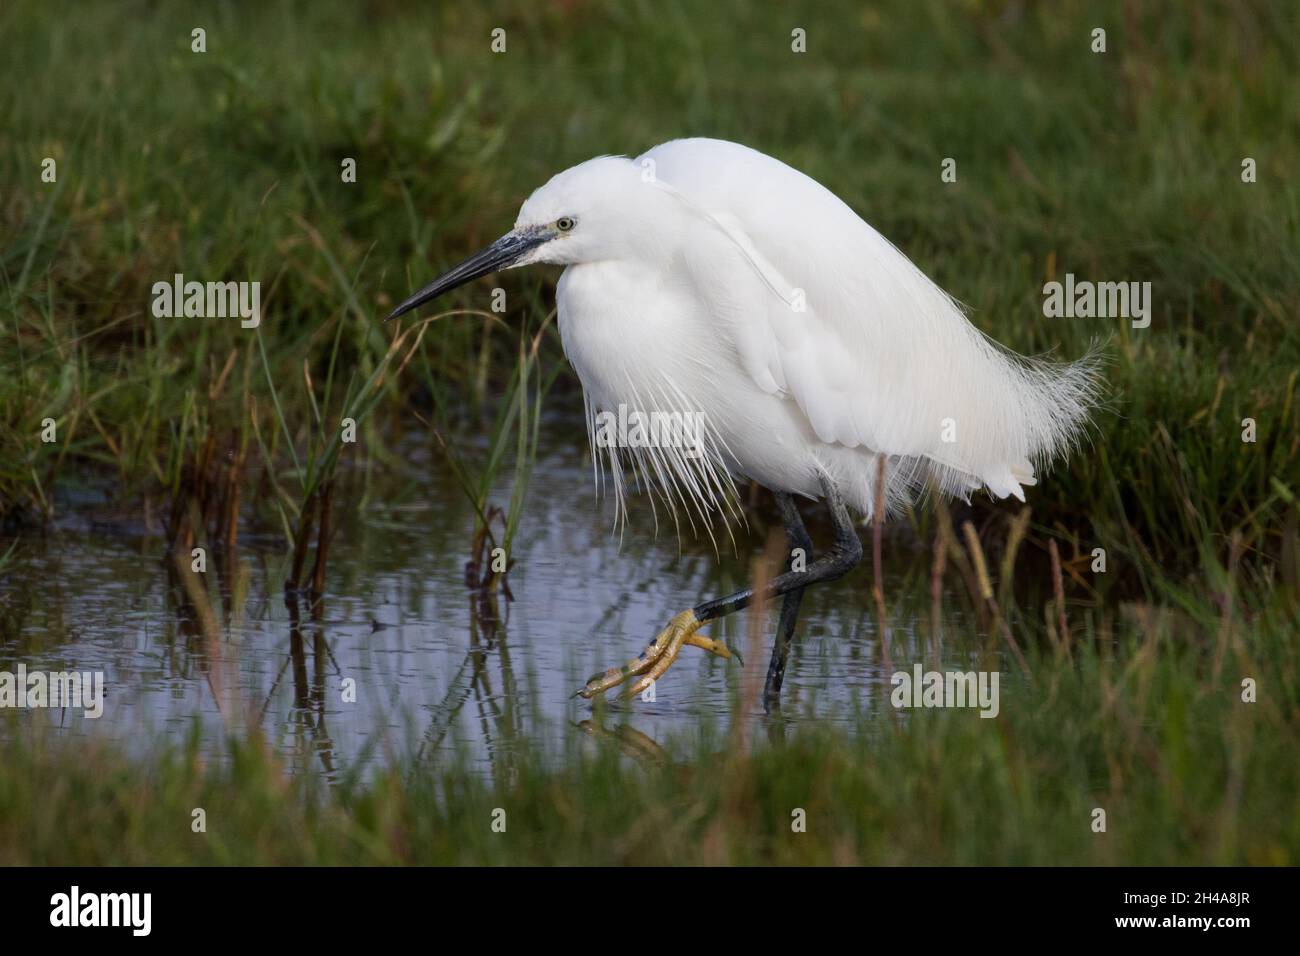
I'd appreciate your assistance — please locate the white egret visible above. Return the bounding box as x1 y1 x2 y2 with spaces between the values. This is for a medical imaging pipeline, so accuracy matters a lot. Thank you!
388 138 1100 705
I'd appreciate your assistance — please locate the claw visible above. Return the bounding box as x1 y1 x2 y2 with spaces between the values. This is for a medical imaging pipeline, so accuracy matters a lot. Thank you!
623 624 688 699
577 609 728 700
577 634 673 699
577 648 659 699
684 633 730 658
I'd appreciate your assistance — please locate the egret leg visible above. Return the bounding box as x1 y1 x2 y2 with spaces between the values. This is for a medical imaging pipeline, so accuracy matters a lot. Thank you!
577 473 862 702
693 474 860 615
764 491 814 708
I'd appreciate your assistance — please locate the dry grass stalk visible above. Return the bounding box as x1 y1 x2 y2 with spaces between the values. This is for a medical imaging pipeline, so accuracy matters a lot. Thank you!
1048 537 1071 658
962 520 1030 679
872 454 890 661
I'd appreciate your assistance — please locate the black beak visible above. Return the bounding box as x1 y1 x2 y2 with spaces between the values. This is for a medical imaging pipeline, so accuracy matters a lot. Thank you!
386 227 550 321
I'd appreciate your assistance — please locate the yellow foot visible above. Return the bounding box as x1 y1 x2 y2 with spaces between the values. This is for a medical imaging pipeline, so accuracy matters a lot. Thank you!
577 609 730 700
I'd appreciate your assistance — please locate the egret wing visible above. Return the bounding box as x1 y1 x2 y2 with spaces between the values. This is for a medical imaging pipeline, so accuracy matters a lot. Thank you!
640 138 1098 503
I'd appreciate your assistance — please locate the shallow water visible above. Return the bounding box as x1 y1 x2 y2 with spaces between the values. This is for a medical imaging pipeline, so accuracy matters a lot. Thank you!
0 411 986 779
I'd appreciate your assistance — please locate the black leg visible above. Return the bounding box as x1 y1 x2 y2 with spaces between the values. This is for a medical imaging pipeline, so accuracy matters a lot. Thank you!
763 492 814 707
693 473 863 702
577 474 862 702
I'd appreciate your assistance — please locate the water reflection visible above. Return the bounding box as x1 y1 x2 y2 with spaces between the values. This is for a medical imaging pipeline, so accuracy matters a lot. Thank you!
0 413 972 779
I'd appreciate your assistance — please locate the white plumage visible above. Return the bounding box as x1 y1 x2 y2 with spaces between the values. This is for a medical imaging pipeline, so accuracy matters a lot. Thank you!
510 137 1098 531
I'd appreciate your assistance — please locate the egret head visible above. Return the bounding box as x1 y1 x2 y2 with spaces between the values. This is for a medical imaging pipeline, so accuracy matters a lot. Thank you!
386 156 670 321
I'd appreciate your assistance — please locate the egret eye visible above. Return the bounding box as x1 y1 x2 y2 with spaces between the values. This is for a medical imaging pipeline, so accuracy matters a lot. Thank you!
556 216 576 233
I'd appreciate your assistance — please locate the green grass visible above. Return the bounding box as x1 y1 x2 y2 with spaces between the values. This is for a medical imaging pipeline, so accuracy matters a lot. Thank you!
1 0 1298 865
3 569 1296 865
2 0 1296 569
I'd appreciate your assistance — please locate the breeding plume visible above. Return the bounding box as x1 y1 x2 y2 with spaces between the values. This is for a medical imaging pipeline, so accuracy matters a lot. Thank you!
388 138 1099 705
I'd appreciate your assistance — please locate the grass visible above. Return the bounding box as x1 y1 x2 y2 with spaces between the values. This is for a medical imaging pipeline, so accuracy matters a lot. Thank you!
1 0 1298 864
2 567 1296 866
2 1 1296 568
